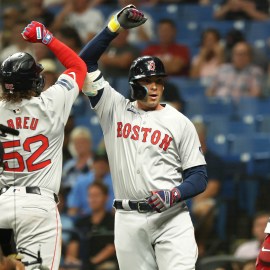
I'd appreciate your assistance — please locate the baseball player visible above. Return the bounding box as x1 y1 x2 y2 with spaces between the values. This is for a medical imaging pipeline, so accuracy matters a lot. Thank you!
0 21 86 270
256 226 270 269
80 5 208 270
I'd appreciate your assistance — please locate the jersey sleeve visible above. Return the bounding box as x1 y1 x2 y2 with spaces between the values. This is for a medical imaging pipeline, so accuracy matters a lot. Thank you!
179 119 206 170
42 74 79 125
91 81 127 132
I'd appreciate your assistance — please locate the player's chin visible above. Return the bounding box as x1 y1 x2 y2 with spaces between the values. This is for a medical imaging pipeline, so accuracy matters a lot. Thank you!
146 101 159 109
147 97 160 106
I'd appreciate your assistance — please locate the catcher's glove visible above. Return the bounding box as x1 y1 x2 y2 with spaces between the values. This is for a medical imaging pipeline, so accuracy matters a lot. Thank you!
108 5 147 33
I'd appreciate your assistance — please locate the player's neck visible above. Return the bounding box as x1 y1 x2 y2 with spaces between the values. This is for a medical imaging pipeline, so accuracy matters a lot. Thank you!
136 102 164 111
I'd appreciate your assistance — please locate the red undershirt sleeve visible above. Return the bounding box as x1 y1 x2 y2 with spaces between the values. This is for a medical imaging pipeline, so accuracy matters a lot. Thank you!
47 38 87 90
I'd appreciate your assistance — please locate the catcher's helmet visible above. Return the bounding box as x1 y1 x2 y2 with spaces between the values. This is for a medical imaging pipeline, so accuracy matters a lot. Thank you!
128 56 167 100
0 52 44 94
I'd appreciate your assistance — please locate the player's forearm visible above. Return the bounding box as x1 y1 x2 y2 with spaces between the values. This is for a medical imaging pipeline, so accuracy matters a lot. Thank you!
245 9 269 20
176 165 208 201
47 38 87 89
193 179 220 201
79 27 118 72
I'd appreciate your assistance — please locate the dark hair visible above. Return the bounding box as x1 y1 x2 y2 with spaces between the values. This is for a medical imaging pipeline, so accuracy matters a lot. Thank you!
201 28 221 45
225 29 245 49
0 89 37 103
88 181 109 196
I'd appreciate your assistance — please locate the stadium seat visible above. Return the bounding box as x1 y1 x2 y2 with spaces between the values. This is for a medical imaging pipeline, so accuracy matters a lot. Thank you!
206 117 255 138
96 4 116 19
200 20 248 39
227 133 270 160
246 21 270 43
245 21 270 56
206 134 228 158
141 4 184 25
204 97 234 117
181 4 215 21
185 96 233 118
167 77 205 101
175 20 201 45
114 77 131 98
235 97 270 117
255 115 270 133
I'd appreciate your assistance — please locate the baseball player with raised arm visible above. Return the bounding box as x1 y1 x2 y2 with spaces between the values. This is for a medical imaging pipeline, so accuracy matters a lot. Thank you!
256 223 270 269
0 21 86 270
79 5 208 270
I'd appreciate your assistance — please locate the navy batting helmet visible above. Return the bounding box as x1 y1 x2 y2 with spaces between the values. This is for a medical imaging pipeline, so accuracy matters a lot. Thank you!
128 56 167 100
0 52 44 94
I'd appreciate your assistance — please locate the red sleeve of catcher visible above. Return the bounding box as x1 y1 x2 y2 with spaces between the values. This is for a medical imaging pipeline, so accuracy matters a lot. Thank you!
256 234 270 269
47 38 87 90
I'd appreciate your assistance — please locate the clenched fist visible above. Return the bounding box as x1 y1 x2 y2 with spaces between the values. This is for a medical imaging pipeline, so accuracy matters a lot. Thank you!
108 4 147 33
21 21 53 45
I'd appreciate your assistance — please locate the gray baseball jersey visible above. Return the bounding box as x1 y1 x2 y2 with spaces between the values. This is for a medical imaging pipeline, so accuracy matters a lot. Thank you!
0 74 78 194
92 81 206 200
0 74 79 270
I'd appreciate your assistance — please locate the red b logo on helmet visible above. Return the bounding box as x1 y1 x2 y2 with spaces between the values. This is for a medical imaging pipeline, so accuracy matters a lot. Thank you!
147 60 155 71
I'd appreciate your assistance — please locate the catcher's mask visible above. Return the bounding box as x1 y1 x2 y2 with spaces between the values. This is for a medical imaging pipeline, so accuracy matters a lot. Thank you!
0 52 44 95
128 56 167 100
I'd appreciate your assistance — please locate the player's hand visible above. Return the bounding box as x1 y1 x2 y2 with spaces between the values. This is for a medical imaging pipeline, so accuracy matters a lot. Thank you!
108 5 147 33
147 188 181 213
21 21 53 45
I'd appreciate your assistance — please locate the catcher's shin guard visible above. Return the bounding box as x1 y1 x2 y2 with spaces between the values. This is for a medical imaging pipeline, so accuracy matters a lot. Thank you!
256 234 270 269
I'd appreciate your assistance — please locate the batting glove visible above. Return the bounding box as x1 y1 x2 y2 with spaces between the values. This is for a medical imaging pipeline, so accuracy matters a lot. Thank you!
147 188 181 213
21 21 53 45
108 5 147 33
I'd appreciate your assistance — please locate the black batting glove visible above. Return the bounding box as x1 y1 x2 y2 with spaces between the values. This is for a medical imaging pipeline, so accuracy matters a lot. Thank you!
108 4 147 33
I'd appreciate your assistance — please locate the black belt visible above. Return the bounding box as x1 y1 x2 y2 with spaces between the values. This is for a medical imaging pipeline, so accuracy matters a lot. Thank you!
113 200 153 213
0 186 59 203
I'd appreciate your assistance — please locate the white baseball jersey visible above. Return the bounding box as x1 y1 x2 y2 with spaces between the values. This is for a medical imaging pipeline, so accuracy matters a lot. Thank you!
92 82 206 200
0 74 79 194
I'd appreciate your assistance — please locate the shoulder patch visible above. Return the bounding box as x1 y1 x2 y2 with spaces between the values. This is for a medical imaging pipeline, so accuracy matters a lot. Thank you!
56 78 74 91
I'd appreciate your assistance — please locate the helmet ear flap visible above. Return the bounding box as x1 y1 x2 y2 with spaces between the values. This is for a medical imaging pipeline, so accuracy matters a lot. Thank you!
34 75 45 95
130 81 148 100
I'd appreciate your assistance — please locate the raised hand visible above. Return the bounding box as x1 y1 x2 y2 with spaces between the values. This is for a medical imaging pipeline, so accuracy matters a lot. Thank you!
21 21 53 45
108 5 147 33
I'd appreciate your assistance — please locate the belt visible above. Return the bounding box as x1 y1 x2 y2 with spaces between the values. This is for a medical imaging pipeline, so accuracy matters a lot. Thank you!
113 199 153 213
0 186 59 203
